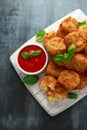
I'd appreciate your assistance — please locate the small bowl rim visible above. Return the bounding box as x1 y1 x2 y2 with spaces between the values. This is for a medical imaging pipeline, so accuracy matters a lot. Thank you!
16 43 48 75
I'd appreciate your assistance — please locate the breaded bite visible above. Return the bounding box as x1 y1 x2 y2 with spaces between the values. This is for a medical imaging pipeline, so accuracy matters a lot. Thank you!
43 31 57 45
58 70 80 90
79 24 87 40
47 84 68 103
81 45 87 58
65 54 87 73
65 30 86 52
39 76 57 92
75 72 87 90
57 17 78 38
46 60 65 77
43 37 66 56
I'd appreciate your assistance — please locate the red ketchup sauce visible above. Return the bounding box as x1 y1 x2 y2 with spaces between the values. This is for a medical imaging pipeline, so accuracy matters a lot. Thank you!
18 45 46 73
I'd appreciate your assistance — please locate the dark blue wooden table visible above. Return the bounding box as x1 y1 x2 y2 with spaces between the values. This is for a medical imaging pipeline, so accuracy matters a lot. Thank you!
0 0 87 129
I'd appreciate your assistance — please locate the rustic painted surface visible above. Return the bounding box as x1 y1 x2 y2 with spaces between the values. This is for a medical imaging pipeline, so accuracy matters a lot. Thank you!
0 0 87 129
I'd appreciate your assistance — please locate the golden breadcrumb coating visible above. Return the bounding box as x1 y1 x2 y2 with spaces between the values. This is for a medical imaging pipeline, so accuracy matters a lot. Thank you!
46 60 65 77
58 70 80 90
47 84 68 103
57 16 78 38
81 44 87 58
79 24 87 41
39 76 57 92
65 54 87 73
43 37 66 56
65 30 86 52
43 31 57 45
75 72 87 90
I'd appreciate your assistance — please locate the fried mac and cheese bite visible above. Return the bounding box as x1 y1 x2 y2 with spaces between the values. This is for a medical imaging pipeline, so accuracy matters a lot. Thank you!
65 54 87 73
43 31 57 45
43 37 66 56
46 60 65 78
39 76 57 92
58 70 80 90
47 84 68 103
65 30 86 52
57 17 78 38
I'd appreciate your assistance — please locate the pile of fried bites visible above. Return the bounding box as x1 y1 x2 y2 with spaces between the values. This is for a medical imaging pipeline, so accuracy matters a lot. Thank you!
39 16 87 103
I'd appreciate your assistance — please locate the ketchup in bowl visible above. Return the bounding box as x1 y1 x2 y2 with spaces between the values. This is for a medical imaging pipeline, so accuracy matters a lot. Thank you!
17 44 48 75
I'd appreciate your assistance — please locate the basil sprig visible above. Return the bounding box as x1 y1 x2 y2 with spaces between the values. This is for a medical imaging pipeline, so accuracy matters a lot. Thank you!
36 30 46 42
68 92 78 99
22 75 39 85
53 44 76 63
78 20 86 26
21 50 42 59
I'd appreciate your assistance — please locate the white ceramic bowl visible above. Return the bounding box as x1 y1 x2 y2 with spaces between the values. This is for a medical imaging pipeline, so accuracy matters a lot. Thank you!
16 43 48 75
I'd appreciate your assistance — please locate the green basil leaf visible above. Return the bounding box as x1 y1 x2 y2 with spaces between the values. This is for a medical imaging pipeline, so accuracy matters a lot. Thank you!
68 92 78 99
32 50 42 56
68 44 76 57
36 30 46 42
53 54 64 63
22 75 39 85
64 53 69 59
78 20 86 26
21 52 31 59
21 50 42 59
